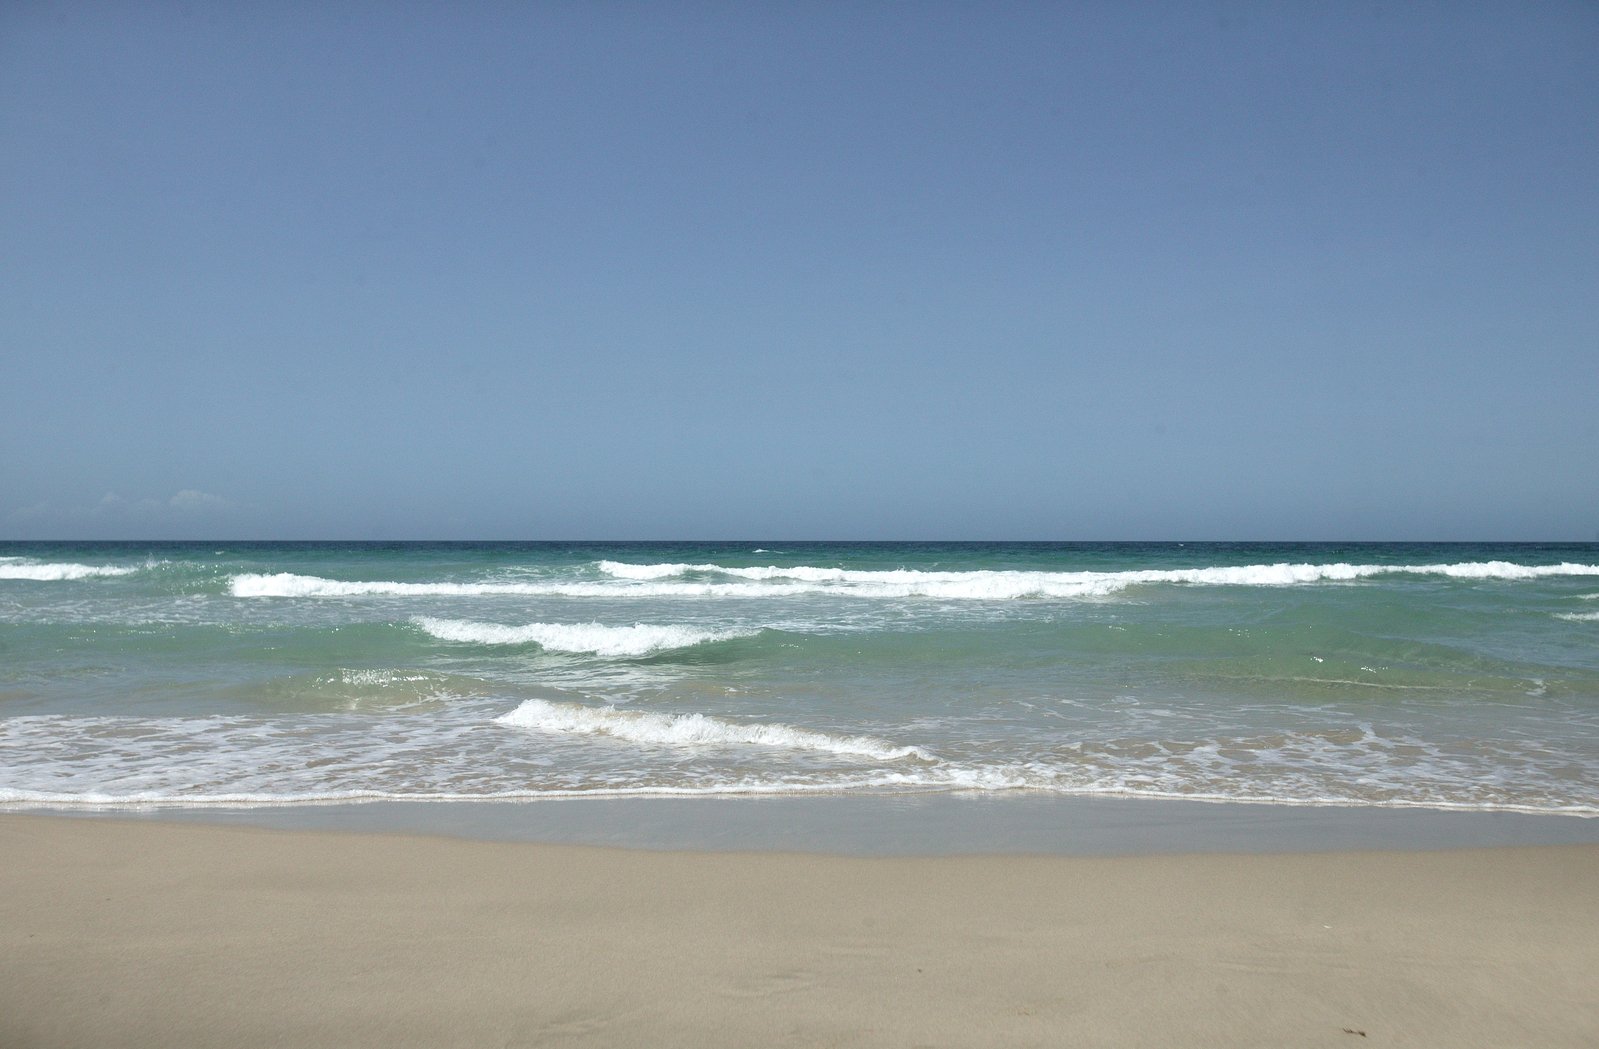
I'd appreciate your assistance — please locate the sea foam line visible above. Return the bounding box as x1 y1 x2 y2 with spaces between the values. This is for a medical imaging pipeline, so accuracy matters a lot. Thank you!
495 699 935 762
413 617 756 657
3 715 1596 815
5 778 1597 817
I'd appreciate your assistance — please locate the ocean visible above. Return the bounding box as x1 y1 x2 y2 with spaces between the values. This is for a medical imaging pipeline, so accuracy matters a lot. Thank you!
3 541 1598 817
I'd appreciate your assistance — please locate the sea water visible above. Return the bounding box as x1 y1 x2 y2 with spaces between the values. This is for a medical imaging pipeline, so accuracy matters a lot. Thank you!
2 541 1597 815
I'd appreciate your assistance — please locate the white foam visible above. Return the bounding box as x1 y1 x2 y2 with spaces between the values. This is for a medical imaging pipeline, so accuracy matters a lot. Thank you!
414 617 755 656
229 572 814 599
230 561 1599 602
495 699 934 761
226 572 858 600
2 711 1595 815
594 559 1599 599
599 560 714 580
5 782 1594 815
337 669 436 686
1555 612 1599 622
230 572 548 597
0 561 139 581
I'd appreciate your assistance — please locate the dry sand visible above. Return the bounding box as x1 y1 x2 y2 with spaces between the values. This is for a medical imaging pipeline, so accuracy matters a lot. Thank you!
2 814 1595 1048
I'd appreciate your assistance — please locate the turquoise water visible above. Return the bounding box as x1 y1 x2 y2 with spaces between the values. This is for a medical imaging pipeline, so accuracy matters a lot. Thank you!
2 541 1597 814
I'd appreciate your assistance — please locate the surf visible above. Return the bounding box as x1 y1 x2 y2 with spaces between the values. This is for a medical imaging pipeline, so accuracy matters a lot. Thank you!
495 699 935 762
412 617 758 657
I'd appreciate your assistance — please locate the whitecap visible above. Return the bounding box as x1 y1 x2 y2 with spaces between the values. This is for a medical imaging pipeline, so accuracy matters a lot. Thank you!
494 699 934 762
413 617 756 657
594 559 1599 599
0 561 139 581
231 560 1599 603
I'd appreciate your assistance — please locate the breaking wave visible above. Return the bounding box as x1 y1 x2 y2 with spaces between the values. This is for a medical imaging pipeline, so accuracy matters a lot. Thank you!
413 617 756 656
495 699 934 761
597 559 1599 599
227 560 1599 603
0 559 140 581
230 572 555 597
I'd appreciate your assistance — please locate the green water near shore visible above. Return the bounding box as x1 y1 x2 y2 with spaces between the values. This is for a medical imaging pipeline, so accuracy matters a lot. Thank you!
5 541 1598 814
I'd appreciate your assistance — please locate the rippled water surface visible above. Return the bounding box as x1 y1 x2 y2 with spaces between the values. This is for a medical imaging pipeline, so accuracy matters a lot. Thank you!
3 541 1597 815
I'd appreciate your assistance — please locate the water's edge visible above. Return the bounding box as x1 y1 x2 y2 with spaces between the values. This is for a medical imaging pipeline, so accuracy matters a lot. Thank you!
20 793 1599 857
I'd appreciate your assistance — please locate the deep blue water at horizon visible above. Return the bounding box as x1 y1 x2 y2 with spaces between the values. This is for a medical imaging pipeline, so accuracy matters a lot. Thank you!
3 540 1597 815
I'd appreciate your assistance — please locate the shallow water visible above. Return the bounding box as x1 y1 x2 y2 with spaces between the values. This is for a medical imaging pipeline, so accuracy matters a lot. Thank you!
3 541 1597 815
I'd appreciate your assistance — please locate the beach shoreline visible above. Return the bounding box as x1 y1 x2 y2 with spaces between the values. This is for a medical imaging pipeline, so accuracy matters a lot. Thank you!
4 812 1595 1048
12 791 1599 856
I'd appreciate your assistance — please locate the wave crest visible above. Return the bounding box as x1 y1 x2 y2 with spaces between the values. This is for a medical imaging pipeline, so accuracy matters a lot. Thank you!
495 699 934 761
413 617 755 656
229 572 540 597
595 559 1599 599
228 560 1599 603
0 560 139 581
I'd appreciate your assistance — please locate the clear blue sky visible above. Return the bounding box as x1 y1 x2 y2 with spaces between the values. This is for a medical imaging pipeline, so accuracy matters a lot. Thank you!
3 2 1596 540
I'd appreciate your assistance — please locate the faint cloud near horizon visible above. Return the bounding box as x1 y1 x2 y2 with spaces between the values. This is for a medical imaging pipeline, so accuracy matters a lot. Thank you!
7 489 239 532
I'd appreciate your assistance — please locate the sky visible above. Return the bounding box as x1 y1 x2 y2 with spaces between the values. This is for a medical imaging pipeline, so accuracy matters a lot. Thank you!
3 2 1596 541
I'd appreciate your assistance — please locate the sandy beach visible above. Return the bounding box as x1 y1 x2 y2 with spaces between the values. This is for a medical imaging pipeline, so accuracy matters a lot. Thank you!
2 814 1595 1048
